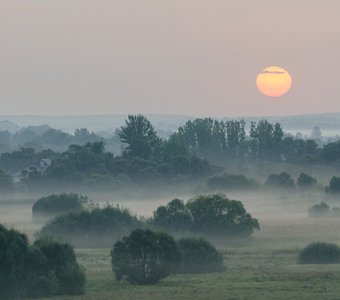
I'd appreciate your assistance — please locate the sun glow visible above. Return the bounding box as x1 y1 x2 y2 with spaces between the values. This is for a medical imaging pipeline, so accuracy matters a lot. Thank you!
256 66 292 97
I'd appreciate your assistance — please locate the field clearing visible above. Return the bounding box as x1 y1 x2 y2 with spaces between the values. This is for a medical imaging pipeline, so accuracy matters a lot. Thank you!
35 217 340 300
35 244 340 300
2 192 340 299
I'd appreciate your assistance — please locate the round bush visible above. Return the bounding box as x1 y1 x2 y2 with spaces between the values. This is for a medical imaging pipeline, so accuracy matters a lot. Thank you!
111 229 181 285
32 238 86 295
265 172 295 189
151 199 193 233
298 242 340 264
177 237 224 274
186 194 259 237
39 206 141 247
32 193 87 216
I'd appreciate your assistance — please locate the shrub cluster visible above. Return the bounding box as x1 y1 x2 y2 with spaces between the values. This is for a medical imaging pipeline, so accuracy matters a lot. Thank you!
298 242 340 264
32 193 87 216
265 172 295 190
177 237 224 274
151 194 259 237
111 229 224 285
0 224 85 299
39 206 141 247
308 202 340 218
207 173 258 191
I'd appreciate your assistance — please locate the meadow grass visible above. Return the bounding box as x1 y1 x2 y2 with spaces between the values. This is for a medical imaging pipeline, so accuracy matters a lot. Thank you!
36 240 340 300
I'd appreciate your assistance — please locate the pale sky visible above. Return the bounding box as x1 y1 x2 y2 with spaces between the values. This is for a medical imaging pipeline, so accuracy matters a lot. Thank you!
1 0 340 117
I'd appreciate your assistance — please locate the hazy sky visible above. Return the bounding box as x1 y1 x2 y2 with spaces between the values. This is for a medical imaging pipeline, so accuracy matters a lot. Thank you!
1 0 340 117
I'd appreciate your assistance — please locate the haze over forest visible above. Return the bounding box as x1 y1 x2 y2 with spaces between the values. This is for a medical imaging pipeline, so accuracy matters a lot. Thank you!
2 1 340 300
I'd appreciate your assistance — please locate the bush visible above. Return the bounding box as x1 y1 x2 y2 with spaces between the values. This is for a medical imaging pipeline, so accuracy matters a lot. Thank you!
111 229 181 285
297 173 317 190
207 173 258 191
0 224 85 299
31 238 86 295
308 202 330 218
0 224 29 299
177 237 224 274
39 206 142 247
298 242 340 264
325 176 340 194
186 194 259 237
151 199 193 233
265 172 295 189
32 193 87 216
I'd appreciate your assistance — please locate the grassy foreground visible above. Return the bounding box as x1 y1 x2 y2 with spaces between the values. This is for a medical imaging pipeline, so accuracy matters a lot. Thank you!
35 244 340 300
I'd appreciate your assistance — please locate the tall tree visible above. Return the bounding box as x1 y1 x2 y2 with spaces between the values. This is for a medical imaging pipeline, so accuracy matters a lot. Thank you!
118 115 161 159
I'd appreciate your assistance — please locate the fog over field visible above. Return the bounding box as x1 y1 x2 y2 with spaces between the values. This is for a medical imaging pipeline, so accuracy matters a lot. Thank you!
2 1 340 299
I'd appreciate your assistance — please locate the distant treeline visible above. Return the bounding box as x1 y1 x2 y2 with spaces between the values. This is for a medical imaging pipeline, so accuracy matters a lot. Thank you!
0 126 122 155
1 115 340 192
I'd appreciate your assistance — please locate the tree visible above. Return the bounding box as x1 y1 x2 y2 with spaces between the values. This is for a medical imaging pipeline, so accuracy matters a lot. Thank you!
174 118 227 163
177 237 224 274
297 173 317 190
325 176 340 194
111 229 181 284
265 172 295 189
225 119 246 158
186 194 260 237
250 120 283 161
118 115 161 159
151 199 193 233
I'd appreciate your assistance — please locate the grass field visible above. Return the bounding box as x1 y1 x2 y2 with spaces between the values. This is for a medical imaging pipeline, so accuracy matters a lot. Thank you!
36 217 340 300
3 193 340 299
35 246 340 300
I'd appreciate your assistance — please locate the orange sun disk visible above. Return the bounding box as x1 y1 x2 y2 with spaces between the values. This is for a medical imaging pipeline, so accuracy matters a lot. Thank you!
256 66 292 97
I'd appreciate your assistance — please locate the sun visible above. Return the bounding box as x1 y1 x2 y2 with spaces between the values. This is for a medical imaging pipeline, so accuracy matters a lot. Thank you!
256 66 292 97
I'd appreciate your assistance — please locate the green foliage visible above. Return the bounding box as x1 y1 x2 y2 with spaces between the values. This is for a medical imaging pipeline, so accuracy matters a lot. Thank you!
118 115 162 159
111 229 181 285
151 199 193 233
325 176 340 194
0 224 28 299
39 206 142 247
298 242 340 264
31 238 86 295
32 193 87 216
186 194 259 237
297 173 317 190
207 173 258 191
250 120 283 161
177 237 224 274
265 172 295 189
0 224 85 299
